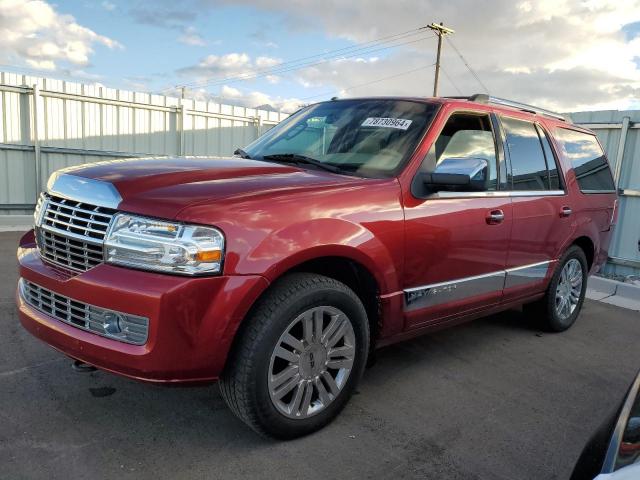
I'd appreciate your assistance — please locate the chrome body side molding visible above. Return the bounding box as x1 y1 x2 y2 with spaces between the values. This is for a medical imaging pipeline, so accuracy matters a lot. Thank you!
504 261 553 289
47 172 122 209
404 271 505 311
404 260 554 309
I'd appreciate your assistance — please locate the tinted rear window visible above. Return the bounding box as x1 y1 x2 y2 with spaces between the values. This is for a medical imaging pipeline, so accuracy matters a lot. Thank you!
536 125 562 190
554 128 615 192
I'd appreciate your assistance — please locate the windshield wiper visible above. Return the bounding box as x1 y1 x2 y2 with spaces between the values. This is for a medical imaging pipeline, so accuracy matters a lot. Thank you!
262 153 343 174
233 148 252 159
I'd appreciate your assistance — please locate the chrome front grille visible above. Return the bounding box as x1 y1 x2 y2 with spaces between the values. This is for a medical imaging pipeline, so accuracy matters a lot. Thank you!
35 194 116 272
19 279 149 345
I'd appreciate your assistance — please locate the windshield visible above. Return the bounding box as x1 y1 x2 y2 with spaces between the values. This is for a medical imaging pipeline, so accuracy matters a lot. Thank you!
243 99 439 177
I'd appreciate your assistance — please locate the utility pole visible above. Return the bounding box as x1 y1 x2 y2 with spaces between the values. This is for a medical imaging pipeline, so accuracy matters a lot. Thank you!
428 22 455 97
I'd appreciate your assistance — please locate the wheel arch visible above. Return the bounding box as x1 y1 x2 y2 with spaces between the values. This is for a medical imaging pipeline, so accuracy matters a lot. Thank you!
285 255 382 346
571 235 595 270
222 252 385 374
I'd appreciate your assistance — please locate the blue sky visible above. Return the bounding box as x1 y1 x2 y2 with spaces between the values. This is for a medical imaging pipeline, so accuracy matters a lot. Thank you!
1 0 640 112
59 0 356 102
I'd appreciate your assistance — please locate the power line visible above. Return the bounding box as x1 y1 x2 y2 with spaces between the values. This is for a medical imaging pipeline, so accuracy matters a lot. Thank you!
179 36 436 91
298 62 436 102
440 65 463 95
171 27 431 91
175 32 435 92
445 37 489 93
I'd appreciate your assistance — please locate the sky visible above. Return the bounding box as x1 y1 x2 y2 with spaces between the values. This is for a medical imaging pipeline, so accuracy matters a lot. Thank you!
1 0 640 113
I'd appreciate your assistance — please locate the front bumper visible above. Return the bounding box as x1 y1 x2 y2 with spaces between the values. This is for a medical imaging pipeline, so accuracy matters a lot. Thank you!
16 230 269 383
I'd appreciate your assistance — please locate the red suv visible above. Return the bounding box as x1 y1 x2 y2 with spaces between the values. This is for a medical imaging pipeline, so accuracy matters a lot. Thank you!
16 95 618 438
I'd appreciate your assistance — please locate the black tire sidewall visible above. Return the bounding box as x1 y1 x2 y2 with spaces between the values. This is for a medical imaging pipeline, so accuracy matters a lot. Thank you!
545 246 588 332
250 279 369 439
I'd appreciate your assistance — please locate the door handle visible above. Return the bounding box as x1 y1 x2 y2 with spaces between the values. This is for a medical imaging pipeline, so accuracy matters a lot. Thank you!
560 206 572 218
486 209 505 225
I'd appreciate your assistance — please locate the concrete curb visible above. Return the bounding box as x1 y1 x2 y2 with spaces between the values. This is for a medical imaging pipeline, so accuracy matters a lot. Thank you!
0 215 31 232
587 275 640 311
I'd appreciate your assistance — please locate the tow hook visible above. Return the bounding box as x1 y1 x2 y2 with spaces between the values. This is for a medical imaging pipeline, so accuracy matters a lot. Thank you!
72 360 97 373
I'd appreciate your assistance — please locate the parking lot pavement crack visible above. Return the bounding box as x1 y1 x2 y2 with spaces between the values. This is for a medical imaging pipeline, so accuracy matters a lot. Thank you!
0 358 66 378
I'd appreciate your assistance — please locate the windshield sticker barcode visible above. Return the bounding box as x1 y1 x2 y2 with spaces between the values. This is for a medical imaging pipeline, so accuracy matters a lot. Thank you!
361 117 413 130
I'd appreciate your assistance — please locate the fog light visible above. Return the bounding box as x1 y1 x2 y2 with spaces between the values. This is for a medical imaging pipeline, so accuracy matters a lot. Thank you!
102 312 124 334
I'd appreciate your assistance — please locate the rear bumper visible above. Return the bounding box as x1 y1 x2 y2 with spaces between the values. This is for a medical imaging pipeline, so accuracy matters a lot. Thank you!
17 230 269 383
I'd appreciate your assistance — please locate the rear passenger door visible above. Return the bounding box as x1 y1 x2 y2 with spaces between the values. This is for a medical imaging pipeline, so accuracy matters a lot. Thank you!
498 116 572 302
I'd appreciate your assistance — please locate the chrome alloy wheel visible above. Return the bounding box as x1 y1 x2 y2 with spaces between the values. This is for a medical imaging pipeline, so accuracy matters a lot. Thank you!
268 306 356 419
555 258 583 320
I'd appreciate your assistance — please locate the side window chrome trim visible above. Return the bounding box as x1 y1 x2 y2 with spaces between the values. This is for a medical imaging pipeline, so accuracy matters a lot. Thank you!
580 189 617 194
404 260 555 310
427 190 565 199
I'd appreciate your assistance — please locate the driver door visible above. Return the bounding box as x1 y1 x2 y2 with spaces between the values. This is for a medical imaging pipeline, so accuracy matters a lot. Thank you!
403 110 512 329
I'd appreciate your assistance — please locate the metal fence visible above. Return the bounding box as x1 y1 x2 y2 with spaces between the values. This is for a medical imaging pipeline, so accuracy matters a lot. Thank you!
570 110 640 275
0 72 288 215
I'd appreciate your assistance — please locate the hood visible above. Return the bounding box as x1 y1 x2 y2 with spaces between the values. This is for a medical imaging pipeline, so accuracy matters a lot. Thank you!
56 156 365 219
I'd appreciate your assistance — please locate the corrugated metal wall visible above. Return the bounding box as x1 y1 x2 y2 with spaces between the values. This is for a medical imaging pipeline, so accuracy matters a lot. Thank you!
0 72 287 214
570 110 640 275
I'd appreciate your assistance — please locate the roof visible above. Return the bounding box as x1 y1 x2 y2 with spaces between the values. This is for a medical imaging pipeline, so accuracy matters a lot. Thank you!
322 94 575 126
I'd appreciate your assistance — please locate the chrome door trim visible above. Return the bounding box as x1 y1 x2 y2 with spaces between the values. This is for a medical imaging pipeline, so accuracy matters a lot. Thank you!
428 190 565 199
47 172 122 209
405 270 505 310
404 260 554 310
504 260 553 289
580 189 617 195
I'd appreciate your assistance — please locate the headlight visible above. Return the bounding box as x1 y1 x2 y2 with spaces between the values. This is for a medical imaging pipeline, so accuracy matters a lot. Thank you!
104 214 224 276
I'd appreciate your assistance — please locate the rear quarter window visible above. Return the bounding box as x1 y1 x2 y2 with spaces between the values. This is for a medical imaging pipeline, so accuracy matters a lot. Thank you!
554 128 616 192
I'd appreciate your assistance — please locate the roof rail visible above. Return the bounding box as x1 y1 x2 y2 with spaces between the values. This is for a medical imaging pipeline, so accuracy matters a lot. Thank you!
450 94 568 122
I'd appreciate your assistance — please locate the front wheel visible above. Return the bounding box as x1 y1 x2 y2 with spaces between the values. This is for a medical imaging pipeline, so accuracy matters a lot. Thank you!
219 273 369 439
525 245 588 332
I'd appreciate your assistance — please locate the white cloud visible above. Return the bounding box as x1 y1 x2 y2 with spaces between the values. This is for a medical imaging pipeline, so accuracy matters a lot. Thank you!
178 26 206 46
255 56 280 68
0 0 122 71
171 84 301 113
200 0 640 111
101 1 116 11
220 85 242 98
177 52 282 82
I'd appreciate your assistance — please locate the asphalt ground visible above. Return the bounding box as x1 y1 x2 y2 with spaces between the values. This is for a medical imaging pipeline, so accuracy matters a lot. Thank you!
1 230 639 479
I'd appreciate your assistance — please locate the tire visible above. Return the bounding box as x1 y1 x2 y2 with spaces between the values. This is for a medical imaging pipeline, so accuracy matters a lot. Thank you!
524 245 588 332
219 273 370 439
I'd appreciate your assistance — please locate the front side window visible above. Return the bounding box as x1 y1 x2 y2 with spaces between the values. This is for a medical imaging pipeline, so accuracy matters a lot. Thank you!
243 99 439 177
554 128 615 192
420 112 498 191
501 116 550 191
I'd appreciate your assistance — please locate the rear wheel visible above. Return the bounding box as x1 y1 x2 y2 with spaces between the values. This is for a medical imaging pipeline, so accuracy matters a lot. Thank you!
525 245 588 332
219 273 369 439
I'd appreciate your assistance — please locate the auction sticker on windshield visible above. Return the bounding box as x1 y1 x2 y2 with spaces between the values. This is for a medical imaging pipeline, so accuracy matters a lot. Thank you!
361 117 413 130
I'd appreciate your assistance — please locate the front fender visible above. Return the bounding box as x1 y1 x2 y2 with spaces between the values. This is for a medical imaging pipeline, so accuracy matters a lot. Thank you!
238 218 401 295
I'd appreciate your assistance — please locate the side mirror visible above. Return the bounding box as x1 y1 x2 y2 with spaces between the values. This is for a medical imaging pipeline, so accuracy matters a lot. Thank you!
422 157 489 192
